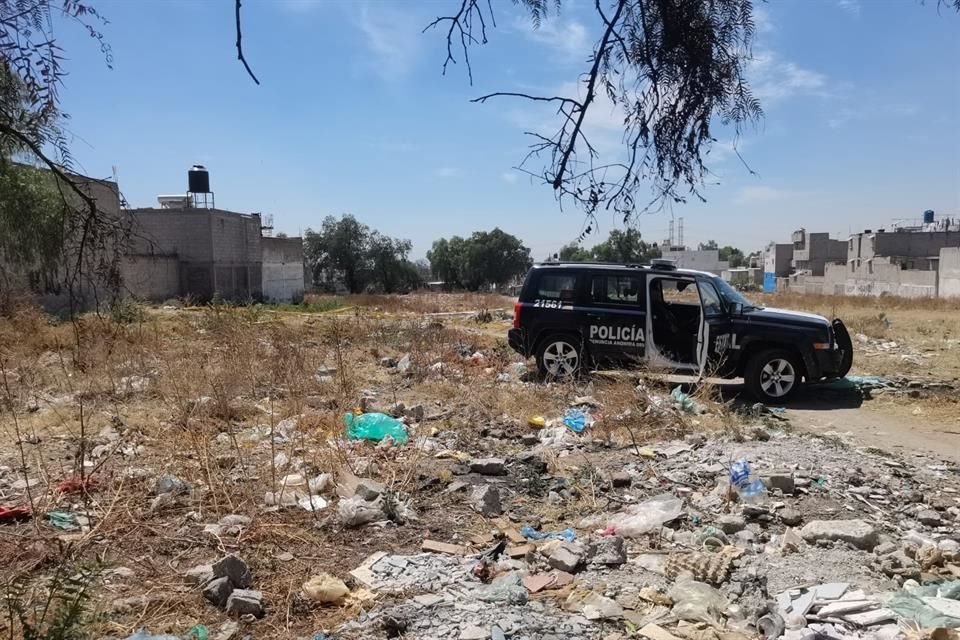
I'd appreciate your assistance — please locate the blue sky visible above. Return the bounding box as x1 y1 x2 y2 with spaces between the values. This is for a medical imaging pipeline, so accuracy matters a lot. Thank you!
56 0 959 259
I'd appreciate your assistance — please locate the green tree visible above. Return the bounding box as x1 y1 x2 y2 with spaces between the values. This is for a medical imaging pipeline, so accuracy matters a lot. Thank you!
590 228 660 264
558 243 592 261
719 245 747 268
698 240 719 251
303 215 416 293
429 229 531 291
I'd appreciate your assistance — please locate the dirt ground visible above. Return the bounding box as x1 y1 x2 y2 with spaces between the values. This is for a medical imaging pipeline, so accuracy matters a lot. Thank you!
0 290 957 639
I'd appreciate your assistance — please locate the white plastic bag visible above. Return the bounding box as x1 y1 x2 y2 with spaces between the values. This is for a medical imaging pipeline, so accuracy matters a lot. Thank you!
606 493 684 537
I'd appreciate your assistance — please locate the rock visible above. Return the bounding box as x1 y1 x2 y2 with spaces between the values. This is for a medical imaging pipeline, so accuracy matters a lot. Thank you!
875 541 898 556
302 573 349 603
917 509 942 527
780 509 803 527
225 589 263 617
184 564 214 586
611 472 632 488
781 527 803 553
514 451 546 472
591 536 627 566
380 356 398 368
397 354 411 372
203 576 233 607
547 543 584 573
212 554 251 588
149 492 175 513
520 434 539 447
407 404 425 422
734 530 756 545
799 519 879 551
460 625 489 640
338 495 387 527
154 474 189 495
718 515 746 534
469 458 507 476
354 478 386 501
762 471 795 495
422 539 468 555
470 485 502 517
565 590 624 620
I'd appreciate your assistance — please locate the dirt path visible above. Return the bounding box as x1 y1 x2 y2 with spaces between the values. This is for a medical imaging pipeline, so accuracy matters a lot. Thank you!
786 397 960 463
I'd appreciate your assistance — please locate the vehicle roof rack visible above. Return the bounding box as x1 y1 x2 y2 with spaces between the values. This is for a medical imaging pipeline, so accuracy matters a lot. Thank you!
650 258 678 270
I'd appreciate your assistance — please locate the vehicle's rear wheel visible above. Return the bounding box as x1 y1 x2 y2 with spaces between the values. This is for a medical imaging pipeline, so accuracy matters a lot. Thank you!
833 319 853 378
745 349 801 403
536 334 582 379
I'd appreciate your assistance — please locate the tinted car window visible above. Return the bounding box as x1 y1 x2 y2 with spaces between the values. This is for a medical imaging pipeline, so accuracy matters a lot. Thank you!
698 281 724 316
591 275 643 305
537 273 577 301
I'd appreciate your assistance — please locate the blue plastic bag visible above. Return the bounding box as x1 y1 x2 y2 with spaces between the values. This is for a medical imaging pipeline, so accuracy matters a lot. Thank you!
563 409 591 433
344 413 409 445
520 526 576 542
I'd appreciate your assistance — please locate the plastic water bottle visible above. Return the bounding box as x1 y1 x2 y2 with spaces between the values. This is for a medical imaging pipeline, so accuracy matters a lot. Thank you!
729 459 766 503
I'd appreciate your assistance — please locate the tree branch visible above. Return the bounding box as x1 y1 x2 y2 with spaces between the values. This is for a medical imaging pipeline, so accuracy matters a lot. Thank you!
234 0 260 85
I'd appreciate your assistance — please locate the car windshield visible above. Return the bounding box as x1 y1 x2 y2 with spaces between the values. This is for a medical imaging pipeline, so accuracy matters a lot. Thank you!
711 277 758 310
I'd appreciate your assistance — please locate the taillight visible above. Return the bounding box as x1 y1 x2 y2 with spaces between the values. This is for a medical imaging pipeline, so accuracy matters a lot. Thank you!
513 302 521 328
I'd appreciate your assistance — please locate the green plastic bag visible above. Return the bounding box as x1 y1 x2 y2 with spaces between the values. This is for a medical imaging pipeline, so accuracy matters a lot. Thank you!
344 413 408 445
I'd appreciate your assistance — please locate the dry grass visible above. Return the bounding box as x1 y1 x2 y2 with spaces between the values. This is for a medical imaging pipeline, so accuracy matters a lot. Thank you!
1 290 955 638
755 292 960 381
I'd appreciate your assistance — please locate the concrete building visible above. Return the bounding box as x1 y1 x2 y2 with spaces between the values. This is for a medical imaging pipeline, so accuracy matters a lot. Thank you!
823 226 960 298
790 229 847 276
763 243 793 293
124 207 265 301
722 267 763 288
262 236 305 303
661 249 728 275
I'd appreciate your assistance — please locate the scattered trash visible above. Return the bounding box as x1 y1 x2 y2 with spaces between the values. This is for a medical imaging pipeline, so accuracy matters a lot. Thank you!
729 460 767 503
603 493 684 538
344 412 409 445
303 573 350 604
338 495 387 527
298 495 329 512
47 510 79 531
670 386 703 413
888 580 960 629
124 630 181 640
520 526 576 543
667 575 728 624
185 625 209 640
0 505 31 524
562 408 593 433
56 474 97 494
527 415 546 429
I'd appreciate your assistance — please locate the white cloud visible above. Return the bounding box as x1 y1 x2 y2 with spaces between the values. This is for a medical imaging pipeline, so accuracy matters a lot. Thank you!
355 3 421 80
827 102 921 129
278 0 327 14
748 51 828 102
501 172 519 183
836 0 862 16
435 167 460 178
752 5 776 34
513 16 591 61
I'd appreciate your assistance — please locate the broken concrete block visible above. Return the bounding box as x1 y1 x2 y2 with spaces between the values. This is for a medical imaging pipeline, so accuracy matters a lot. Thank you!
203 576 233 607
422 539 468 555
547 543 583 573
917 509 942 527
800 519 879 551
469 458 507 476
225 589 264 617
761 470 796 495
212 554 251 589
780 509 804 527
591 535 627 566
507 544 534 559
612 472 632 488
717 514 746 534
470 485 502 517
184 564 214 586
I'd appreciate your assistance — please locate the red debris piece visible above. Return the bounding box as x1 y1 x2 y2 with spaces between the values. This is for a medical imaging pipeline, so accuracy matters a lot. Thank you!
56 474 97 494
0 506 32 524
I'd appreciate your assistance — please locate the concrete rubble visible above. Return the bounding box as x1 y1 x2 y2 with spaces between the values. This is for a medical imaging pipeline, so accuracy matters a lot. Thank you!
322 404 960 640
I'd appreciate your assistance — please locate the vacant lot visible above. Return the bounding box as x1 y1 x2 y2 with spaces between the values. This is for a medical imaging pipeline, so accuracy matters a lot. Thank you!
0 291 956 638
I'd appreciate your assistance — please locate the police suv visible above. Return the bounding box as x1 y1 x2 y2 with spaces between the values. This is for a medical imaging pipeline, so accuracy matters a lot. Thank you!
507 260 853 403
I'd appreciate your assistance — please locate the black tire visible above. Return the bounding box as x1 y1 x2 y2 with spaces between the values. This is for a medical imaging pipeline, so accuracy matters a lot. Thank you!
745 348 802 403
833 319 853 377
536 334 582 379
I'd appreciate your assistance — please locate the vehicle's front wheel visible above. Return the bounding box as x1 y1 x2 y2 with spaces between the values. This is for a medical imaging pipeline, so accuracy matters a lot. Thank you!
745 349 801 403
536 334 582 379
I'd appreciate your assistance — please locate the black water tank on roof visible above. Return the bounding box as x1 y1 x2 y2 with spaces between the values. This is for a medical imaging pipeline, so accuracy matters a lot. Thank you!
188 165 210 193
923 209 935 224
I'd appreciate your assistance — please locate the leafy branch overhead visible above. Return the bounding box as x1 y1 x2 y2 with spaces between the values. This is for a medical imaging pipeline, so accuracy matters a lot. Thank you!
430 0 764 225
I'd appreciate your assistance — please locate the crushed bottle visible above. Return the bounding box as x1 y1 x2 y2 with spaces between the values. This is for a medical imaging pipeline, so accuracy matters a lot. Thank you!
729 459 766 503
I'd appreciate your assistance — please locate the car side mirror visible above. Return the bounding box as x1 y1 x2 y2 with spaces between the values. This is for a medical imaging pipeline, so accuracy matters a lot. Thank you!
731 302 744 316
